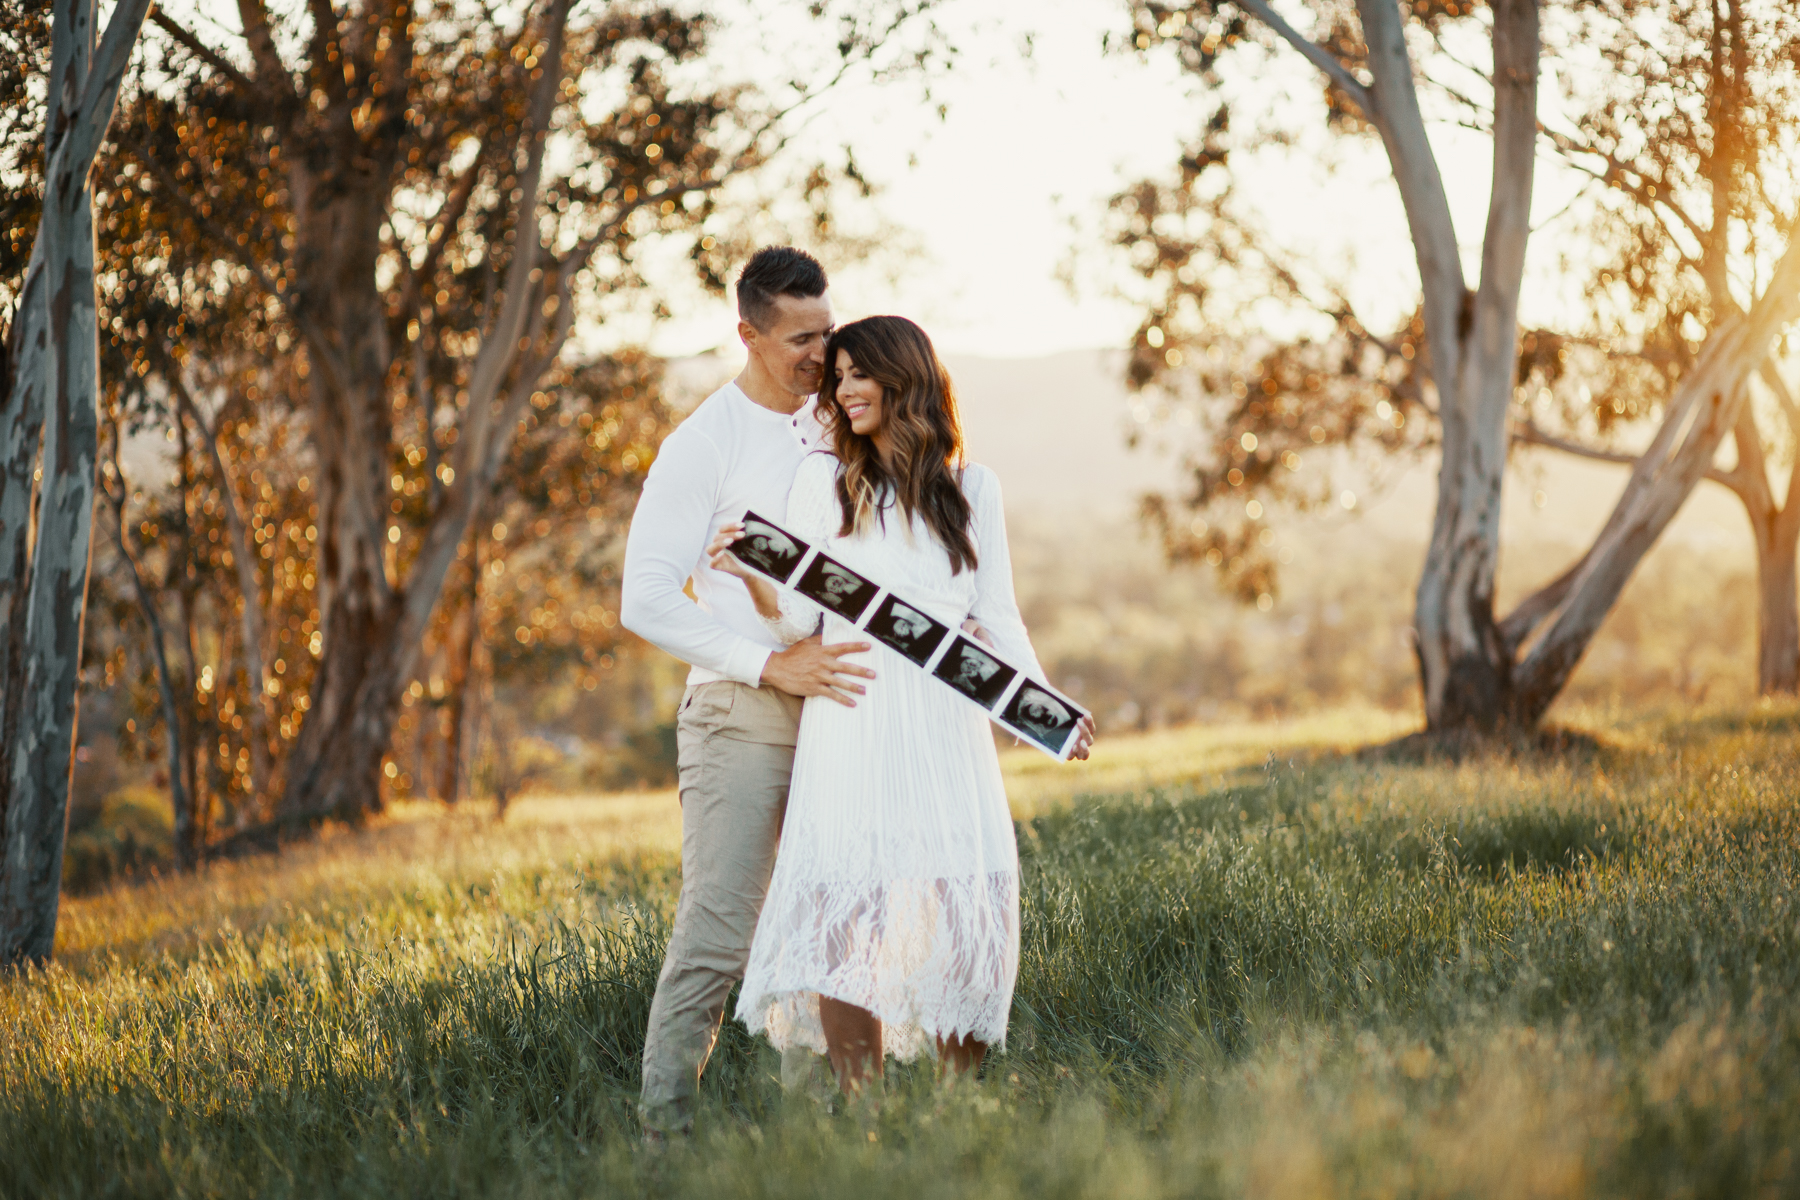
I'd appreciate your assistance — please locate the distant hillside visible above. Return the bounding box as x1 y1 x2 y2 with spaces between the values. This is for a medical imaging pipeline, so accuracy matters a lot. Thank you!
943 350 1171 517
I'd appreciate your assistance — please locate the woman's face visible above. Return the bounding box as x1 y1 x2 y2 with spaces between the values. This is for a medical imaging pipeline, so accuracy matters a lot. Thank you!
834 349 886 440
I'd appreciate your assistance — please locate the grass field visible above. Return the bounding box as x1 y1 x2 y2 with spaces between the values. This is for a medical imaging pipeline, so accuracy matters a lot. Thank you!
3 703 1797 1198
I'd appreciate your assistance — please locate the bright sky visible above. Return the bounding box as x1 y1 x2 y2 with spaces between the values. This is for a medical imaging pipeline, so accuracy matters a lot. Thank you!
644 0 1204 359
641 0 1593 363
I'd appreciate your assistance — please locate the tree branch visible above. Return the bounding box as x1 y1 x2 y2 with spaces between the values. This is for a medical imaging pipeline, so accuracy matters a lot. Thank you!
396 0 571 648
100 416 195 866
1511 418 1639 466
149 10 258 98
1498 551 1587 657
124 133 353 399
168 376 270 720
1238 0 1375 116
1763 360 1800 532
234 0 292 85
399 141 488 319
1236 0 1377 118
1716 369 1774 517
124 134 287 301
63 0 155 175
1543 127 1711 255
1759 358 1800 435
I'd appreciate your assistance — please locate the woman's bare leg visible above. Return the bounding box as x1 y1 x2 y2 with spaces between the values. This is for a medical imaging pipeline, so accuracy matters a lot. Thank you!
819 996 883 1094
936 1032 987 1079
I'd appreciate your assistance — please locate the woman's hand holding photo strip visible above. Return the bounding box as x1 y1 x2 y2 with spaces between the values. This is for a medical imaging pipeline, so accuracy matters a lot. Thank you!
720 510 1093 759
729 512 810 583
998 683 1083 756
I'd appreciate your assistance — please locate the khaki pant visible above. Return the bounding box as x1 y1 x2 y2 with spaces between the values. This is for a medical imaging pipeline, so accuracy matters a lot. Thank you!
639 680 804 1133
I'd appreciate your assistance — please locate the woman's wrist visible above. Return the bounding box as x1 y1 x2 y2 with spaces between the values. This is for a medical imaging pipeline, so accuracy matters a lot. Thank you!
747 577 782 619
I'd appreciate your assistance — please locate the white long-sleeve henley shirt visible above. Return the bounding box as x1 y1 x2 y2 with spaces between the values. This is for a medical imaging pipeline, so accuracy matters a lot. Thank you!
620 381 825 688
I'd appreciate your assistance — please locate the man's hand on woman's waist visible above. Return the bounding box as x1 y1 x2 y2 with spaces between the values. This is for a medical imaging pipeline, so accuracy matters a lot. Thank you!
762 634 875 707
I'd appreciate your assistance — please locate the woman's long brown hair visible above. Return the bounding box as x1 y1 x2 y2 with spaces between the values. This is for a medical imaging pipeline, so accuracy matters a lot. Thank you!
818 316 977 574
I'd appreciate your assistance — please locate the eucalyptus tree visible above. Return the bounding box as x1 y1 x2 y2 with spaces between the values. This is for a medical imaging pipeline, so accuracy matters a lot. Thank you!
1111 0 1800 730
0 0 153 966
132 0 937 824
1510 0 1800 695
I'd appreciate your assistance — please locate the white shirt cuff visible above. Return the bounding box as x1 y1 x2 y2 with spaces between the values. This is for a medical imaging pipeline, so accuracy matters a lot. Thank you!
727 643 774 688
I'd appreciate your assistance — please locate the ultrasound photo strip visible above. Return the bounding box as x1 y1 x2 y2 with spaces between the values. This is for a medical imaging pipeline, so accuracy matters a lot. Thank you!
728 510 1089 759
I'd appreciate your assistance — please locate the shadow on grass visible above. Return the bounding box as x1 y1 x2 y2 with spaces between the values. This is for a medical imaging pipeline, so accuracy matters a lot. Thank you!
1371 808 1622 879
1654 701 1800 747
1359 722 1619 767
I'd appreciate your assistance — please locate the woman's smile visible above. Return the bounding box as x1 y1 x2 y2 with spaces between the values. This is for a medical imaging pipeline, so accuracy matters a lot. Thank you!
833 348 887 441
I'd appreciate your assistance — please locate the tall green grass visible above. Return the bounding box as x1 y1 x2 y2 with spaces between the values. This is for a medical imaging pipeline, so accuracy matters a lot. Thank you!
3 704 1797 1198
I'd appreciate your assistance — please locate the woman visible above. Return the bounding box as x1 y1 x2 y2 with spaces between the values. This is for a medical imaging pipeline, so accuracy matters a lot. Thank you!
705 315 1094 1093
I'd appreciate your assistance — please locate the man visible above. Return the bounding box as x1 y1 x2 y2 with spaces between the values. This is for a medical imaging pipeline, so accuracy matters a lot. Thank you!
620 246 873 1138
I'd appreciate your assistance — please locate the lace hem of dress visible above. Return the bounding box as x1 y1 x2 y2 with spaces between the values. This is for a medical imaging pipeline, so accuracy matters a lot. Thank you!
737 871 1019 1061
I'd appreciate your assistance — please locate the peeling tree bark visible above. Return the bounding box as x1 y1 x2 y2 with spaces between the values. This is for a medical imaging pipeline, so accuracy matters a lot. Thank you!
0 0 154 967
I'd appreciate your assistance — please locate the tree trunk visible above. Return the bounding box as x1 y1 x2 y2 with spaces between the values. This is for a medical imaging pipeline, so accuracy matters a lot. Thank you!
279 599 407 823
1 0 153 966
1753 510 1800 695
1718 380 1800 696
434 559 480 805
2 166 104 963
102 436 196 868
0 245 47 852
1351 0 1539 731
275 1 570 823
174 382 275 804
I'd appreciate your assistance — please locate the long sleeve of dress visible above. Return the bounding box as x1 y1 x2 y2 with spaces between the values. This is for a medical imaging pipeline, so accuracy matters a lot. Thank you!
756 453 837 645
964 465 1048 682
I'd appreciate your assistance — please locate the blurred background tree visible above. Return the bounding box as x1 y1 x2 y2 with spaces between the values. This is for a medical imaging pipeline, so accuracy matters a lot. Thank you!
75 0 940 842
1105 0 1800 732
1507 0 1800 695
393 351 676 809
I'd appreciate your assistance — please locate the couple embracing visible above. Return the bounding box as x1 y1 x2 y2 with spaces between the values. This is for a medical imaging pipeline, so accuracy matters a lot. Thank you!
621 247 1094 1138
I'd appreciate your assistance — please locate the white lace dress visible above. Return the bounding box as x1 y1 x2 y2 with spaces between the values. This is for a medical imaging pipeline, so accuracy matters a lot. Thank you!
734 453 1044 1059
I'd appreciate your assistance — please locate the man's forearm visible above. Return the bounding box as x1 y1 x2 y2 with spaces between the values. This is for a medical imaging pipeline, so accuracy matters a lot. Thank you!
620 578 772 685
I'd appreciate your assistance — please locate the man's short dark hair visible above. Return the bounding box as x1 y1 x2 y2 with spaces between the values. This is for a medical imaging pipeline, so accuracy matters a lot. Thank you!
737 247 828 332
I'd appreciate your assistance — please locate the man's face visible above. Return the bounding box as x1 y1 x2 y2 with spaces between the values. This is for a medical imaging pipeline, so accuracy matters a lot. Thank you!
742 291 834 397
